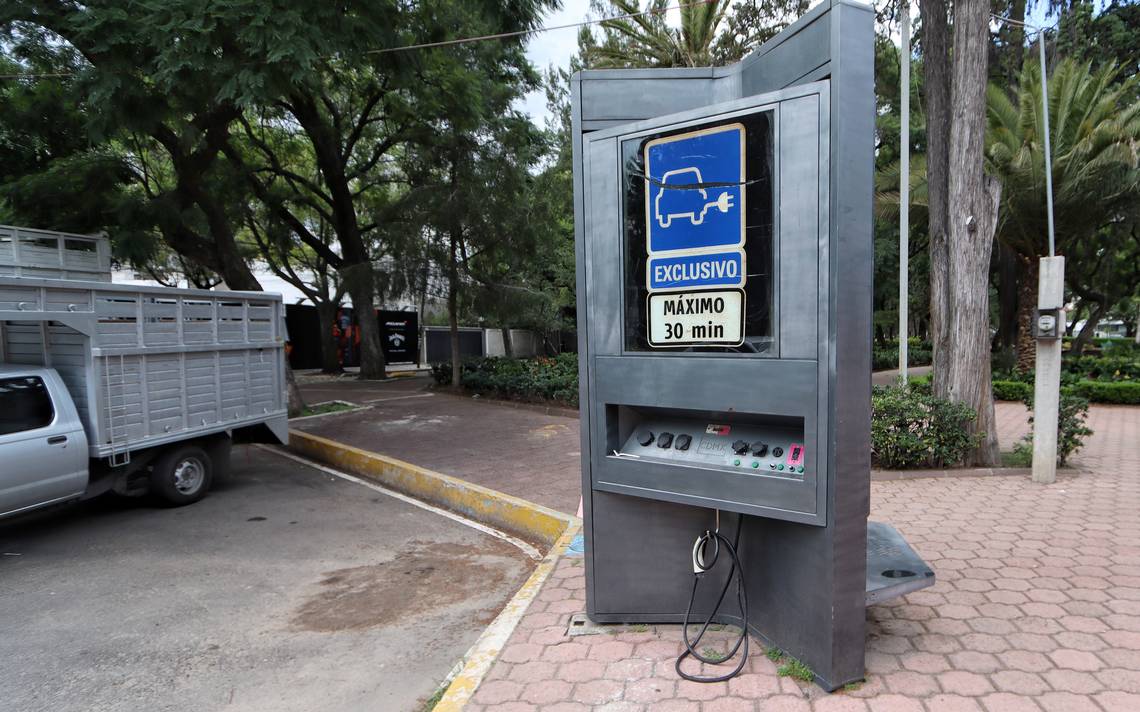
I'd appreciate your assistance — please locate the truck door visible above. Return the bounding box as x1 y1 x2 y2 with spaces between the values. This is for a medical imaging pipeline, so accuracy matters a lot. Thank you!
0 374 88 518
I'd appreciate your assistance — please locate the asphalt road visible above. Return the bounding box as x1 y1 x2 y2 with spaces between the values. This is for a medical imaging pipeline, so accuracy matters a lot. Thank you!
0 446 534 712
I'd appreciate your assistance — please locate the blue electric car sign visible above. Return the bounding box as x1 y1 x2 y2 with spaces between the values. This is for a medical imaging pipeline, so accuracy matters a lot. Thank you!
644 123 746 347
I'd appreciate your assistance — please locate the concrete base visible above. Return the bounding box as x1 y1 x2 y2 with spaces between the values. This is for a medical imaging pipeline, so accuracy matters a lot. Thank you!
1032 256 1065 484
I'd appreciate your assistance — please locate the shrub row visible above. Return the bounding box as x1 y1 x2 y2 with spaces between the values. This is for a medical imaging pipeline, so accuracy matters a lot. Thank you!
993 378 1140 404
872 347 933 371
431 354 579 406
1069 380 1140 405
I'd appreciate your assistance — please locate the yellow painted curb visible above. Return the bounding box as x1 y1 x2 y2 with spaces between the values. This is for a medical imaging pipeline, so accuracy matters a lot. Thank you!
432 524 581 712
288 429 578 549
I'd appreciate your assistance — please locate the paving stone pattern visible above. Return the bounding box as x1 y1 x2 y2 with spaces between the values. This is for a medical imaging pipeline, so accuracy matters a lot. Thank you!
469 406 1140 711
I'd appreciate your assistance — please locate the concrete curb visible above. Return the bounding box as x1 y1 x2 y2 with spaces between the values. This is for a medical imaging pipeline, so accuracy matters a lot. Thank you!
432 524 580 712
287 429 578 550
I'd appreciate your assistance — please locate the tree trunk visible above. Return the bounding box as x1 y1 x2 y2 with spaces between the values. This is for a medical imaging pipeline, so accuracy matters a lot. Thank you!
921 0 953 399
1065 299 1083 336
448 228 462 387
1071 301 1106 356
1015 256 1038 373
501 327 514 358
997 241 1020 352
946 0 1001 466
315 300 344 374
285 361 306 417
343 263 386 380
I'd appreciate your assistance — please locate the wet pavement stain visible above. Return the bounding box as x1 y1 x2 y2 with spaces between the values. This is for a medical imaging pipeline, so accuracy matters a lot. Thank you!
291 541 518 633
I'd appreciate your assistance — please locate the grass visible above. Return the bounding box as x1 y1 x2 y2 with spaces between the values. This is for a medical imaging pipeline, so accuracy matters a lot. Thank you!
702 647 728 662
298 401 354 417
777 658 814 682
766 646 814 683
416 685 447 712
1002 448 1032 467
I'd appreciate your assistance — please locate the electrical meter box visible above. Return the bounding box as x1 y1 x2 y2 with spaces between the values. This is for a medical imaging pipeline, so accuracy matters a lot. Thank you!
573 0 885 689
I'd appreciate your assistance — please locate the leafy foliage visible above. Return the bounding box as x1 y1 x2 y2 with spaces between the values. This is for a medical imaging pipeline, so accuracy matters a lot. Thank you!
431 354 579 406
579 0 808 69
1013 391 1094 466
986 58 1140 261
993 380 1033 402
1068 380 1140 405
870 384 983 469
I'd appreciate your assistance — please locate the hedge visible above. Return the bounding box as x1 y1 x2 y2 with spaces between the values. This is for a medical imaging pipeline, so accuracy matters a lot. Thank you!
431 354 579 406
994 378 1140 404
1068 380 1140 405
993 380 1033 402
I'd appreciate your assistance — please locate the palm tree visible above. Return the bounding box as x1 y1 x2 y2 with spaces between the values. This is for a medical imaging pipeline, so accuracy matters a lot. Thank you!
986 58 1140 369
583 0 732 68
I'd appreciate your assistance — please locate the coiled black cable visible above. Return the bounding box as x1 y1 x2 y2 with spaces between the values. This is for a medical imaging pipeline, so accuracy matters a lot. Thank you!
675 514 749 683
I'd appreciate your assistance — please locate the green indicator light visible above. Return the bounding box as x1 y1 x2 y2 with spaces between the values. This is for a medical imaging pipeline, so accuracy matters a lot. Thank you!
797 466 804 473
777 464 785 471
734 459 740 466
752 461 759 469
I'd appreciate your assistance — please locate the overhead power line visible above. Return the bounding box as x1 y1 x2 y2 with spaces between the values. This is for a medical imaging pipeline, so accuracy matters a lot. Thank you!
0 0 716 80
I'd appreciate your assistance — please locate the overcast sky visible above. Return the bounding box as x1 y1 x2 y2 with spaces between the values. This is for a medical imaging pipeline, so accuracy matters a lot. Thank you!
515 0 1063 126
518 0 592 127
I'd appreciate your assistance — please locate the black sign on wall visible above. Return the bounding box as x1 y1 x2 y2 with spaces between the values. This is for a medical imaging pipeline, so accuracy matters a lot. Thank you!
381 313 418 363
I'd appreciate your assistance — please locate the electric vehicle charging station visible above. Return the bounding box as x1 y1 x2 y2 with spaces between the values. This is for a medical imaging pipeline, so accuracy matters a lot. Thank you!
571 0 933 689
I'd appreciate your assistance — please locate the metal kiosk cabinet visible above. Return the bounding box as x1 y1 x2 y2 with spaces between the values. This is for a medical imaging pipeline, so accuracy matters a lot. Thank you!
572 0 930 689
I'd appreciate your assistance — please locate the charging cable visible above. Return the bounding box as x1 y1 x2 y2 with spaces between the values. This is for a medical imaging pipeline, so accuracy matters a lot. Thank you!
675 510 749 682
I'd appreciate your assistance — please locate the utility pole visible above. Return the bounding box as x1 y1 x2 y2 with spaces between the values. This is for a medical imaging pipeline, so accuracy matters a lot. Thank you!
898 1 911 383
1032 30 1064 484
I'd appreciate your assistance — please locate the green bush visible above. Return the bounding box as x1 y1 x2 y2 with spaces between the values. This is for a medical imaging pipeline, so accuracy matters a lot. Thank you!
431 354 580 406
1064 355 1140 382
1068 380 1140 405
993 380 1033 402
872 346 933 371
871 384 982 469
1013 391 1094 466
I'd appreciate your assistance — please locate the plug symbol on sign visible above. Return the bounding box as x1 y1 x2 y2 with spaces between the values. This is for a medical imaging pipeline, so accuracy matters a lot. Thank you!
654 167 736 229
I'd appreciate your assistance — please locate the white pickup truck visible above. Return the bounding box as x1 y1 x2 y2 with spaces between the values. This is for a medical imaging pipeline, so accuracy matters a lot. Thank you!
0 226 288 520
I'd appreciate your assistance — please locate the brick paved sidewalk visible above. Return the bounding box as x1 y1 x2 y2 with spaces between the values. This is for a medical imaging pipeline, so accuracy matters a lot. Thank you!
467 406 1140 711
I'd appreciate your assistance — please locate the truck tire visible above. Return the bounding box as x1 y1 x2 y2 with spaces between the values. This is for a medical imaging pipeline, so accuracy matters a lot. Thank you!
150 445 213 506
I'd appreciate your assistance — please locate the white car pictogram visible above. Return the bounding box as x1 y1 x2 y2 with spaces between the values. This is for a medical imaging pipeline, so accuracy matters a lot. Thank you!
654 167 736 229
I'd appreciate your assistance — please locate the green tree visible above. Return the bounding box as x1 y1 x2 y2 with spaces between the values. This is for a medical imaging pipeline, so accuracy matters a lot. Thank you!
580 0 808 69
986 57 1140 367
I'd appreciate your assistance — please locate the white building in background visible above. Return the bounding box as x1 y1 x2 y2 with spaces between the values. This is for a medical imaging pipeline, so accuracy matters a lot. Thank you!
113 261 440 314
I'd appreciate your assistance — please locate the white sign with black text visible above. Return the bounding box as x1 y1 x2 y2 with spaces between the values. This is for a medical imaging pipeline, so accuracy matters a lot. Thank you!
647 289 745 347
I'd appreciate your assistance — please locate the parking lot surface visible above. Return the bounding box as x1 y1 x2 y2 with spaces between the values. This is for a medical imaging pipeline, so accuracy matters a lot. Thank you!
0 446 533 712
297 377 581 514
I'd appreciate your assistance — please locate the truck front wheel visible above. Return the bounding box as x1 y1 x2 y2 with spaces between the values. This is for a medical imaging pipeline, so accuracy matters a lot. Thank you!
151 445 213 506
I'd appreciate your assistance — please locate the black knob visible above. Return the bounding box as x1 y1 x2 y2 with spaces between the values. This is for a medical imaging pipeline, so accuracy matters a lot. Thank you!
732 440 749 455
675 434 692 451
638 431 655 447
772 446 784 458
751 442 768 457
657 432 674 448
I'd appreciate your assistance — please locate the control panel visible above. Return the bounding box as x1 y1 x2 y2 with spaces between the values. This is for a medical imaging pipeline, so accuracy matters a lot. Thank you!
617 418 806 480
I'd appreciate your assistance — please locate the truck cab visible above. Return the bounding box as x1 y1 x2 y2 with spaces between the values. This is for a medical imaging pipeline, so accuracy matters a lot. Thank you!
0 366 89 518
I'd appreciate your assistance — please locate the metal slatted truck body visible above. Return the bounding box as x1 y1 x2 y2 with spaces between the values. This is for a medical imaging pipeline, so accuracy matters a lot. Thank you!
0 273 289 519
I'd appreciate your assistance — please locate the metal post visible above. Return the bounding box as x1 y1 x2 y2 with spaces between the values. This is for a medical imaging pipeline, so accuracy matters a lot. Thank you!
898 2 910 383
1039 30 1056 257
